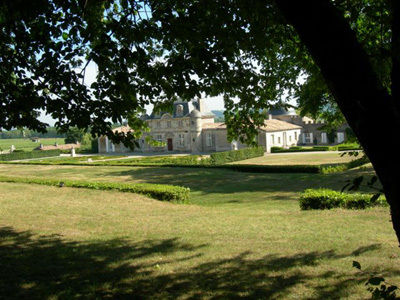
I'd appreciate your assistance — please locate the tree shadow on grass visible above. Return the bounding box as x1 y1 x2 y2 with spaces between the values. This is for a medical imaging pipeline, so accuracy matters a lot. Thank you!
0 226 394 299
104 166 380 200
105 167 322 195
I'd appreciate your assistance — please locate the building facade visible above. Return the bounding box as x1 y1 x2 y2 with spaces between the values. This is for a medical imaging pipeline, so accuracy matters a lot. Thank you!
98 100 347 154
268 107 349 145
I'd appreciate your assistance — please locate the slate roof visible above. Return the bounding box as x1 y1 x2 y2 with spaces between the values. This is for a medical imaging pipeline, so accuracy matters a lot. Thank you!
147 100 215 119
268 107 297 116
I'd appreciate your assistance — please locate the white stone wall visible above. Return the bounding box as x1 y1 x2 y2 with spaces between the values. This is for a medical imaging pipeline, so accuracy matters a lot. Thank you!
264 129 301 153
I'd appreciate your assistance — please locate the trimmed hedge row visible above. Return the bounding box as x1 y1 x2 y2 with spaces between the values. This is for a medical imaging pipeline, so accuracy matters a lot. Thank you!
101 155 207 166
300 188 387 210
209 147 265 164
272 145 362 153
0 149 61 161
0 176 190 203
0 160 323 174
337 145 363 151
223 164 321 174
320 156 370 174
271 146 336 153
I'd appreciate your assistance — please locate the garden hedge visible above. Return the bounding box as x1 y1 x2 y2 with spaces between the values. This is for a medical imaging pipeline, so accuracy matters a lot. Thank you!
299 188 387 210
272 145 362 153
223 164 321 173
0 176 190 203
271 146 337 153
320 156 370 174
209 147 265 164
0 149 61 161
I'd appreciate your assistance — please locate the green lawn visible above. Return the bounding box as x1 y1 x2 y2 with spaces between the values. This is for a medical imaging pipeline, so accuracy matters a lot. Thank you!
233 152 357 166
0 161 398 299
0 138 65 152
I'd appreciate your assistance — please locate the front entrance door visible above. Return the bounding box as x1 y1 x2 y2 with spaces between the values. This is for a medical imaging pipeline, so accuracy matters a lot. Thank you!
167 138 173 151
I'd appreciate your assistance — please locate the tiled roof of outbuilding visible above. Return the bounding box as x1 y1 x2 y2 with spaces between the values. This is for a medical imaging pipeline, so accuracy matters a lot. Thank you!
259 119 302 132
112 126 133 133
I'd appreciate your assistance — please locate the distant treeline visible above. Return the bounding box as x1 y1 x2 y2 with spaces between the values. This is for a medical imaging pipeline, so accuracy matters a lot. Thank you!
0 127 65 139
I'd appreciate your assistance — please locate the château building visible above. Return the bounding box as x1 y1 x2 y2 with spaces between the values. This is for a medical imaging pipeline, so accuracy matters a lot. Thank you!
98 100 347 154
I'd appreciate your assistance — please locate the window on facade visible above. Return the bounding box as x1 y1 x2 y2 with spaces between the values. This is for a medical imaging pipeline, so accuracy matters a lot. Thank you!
294 132 298 140
176 104 184 116
156 122 161 128
167 121 172 128
271 134 275 144
321 132 328 144
156 135 162 142
337 132 345 143
206 133 212 146
304 133 312 143
179 134 185 146
278 137 281 144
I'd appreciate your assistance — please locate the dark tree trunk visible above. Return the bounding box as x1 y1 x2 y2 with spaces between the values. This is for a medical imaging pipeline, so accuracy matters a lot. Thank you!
275 0 400 245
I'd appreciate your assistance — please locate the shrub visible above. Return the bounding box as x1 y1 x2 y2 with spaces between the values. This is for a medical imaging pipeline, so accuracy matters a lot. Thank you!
300 189 345 210
337 143 362 151
0 149 61 161
225 164 321 174
300 188 387 210
321 155 370 174
0 176 190 203
209 147 264 164
346 155 369 169
271 146 337 153
99 155 209 166
312 146 331 151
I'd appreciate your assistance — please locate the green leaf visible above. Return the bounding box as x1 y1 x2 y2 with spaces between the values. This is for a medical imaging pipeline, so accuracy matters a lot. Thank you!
352 260 362 270
367 276 385 286
368 176 378 187
370 193 381 203
341 183 351 193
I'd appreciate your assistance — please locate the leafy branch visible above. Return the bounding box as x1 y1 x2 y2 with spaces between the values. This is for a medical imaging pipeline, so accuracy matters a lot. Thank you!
353 261 398 299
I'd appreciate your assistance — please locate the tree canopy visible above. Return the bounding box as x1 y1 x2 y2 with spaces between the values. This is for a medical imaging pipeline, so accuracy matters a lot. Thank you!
0 0 394 142
2 0 400 242
0 0 313 145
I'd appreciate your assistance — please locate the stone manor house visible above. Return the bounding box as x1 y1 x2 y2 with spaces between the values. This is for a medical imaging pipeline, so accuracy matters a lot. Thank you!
98 99 348 154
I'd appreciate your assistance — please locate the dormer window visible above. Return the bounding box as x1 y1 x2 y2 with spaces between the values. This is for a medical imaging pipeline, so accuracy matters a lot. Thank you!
176 104 184 116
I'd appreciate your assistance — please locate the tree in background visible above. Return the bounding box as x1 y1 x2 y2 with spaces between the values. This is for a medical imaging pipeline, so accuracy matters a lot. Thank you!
64 127 87 143
0 127 65 139
1 0 400 243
